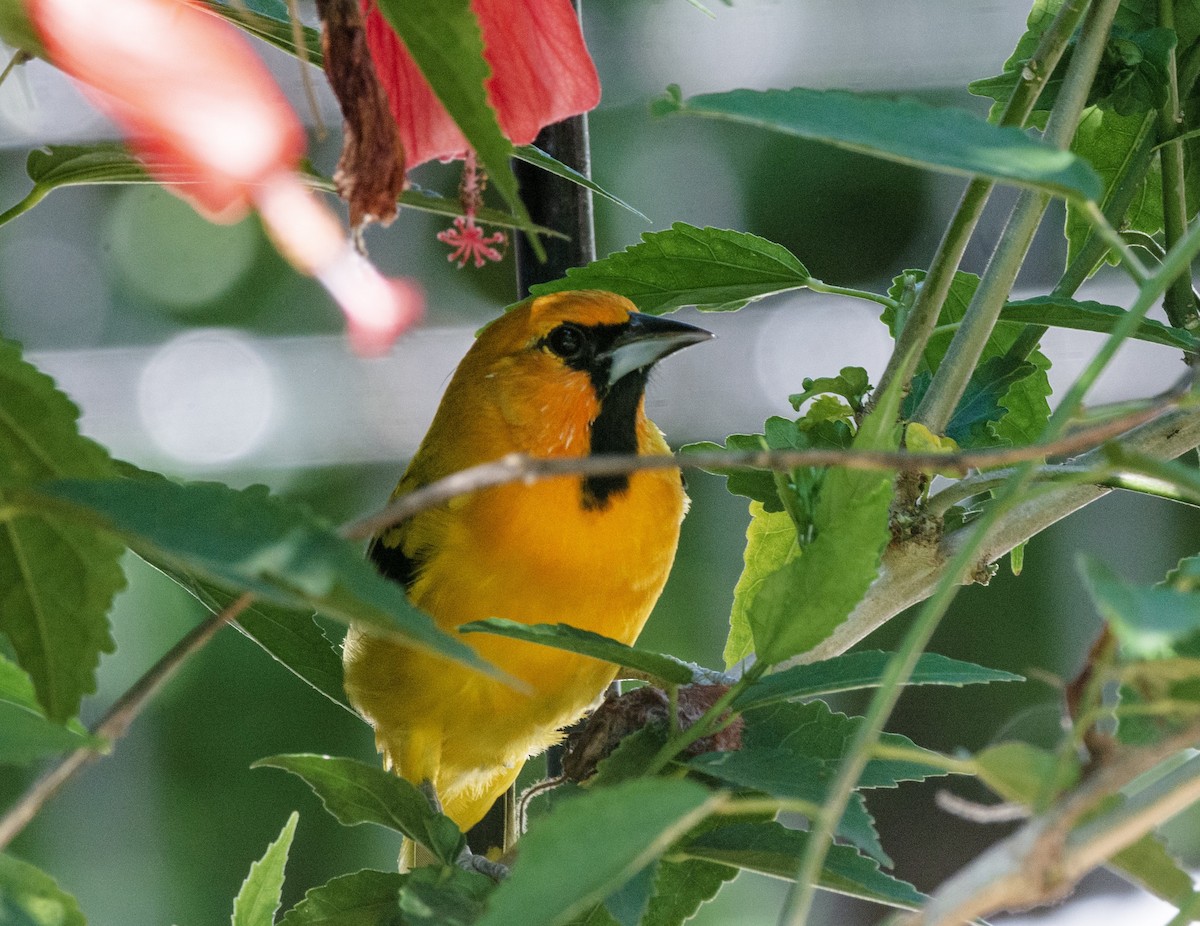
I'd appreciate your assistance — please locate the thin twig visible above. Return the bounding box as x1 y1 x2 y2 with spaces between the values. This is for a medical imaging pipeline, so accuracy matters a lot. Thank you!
340 384 1187 542
0 593 255 852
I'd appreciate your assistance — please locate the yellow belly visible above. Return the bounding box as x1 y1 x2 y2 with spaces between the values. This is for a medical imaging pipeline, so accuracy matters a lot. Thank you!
342 468 685 829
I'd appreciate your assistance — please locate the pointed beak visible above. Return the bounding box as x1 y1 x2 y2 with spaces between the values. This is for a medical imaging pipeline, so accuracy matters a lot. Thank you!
602 312 713 387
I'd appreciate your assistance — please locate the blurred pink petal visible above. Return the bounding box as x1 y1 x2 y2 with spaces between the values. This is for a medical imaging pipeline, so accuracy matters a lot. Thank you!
362 0 600 167
256 176 423 356
29 0 305 221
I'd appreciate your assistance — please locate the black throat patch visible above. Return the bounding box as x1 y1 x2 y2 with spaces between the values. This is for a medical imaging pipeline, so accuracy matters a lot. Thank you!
582 368 647 510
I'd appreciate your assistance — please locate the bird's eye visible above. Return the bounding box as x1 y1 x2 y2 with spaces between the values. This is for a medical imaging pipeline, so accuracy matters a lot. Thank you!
546 323 587 361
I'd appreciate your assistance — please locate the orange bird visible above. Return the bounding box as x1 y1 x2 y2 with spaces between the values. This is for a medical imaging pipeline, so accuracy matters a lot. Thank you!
342 290 710 847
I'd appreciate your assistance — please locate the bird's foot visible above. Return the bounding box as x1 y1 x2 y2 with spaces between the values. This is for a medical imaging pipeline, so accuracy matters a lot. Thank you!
456 846 509 881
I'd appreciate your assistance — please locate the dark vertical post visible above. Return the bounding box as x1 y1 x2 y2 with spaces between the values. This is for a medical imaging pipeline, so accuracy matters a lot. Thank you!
514 113 596 296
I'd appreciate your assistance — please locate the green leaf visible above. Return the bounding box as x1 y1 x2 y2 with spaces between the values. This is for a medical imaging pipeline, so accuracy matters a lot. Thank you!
254 753 464 864
373 0 538 255
513 146 649 222
0 854 86 926
655 86 1102 201
1109 832 1196 907
0 699 103 765
1001 296 1200 350
279 869 404 926
167 567 352 713
742 701 947 788
972 742 1080 810
641 858 736 926
724 503 798 668
686 751 889 864
732 651 1022 712
679 821 926 910
886 270 1052 449
603 861 658 926
202 0 324 63
681 434 781 512
746 370 902 664
0 339 123 723
1080 555 1200 658
28 478 489 674
529 223 810 315
233 812 298 926
459 619 695 686
946 355 1037 448
233 599 352 713
397 866 493 926
475 779 720 926
789 367 872 413
1065 107 1160 275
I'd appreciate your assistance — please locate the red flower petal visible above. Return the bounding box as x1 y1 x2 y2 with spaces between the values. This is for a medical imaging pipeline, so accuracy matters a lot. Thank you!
362 0 600 167
30 0 305 221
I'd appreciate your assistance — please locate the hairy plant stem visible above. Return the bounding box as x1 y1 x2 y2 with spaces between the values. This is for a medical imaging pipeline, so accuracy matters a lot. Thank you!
1158 0 1200 330
777 150 1200 926
873 0 1091 404
914 0 1123 436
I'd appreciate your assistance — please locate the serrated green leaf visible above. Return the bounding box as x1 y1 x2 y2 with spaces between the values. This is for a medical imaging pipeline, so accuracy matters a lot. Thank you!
167 567 352 713
886 270 1052 449
742 701 947 788
642 858 736 926
397 866 493 926
1065 107 1161 274
1080 555 1200 659
725 502 799 668
588 725 670 790
0 854 86 926
373 0 539 255
233 812 298 926
1109 831 1196 906
0 340 123 723
679 821 925 910
0 699 103 765
459 619 695 686
686 751 889 865
530 223 810 315
1001 297 1200 350
656 86 1101 201
947 355 1037 449
476 779 720 926
513 146 649 221
789 367 872 412
972 741 1080 810
254 753 464 864
603 861 658 926
746 368 901 664
732 651 1022 712
681 434 780 512
233 599 351 713
28 478 489 675
279 869 404 926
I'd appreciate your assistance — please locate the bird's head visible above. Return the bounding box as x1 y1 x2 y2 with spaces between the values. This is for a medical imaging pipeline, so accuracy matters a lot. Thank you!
451 290 711 469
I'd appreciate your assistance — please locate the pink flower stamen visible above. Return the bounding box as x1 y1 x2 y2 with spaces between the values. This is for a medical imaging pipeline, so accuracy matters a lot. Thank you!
438 151 507 268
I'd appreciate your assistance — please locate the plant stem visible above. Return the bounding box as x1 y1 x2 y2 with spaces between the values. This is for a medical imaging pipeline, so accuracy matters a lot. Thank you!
0 593 253 852
873 0 1091 403
1157 0 1200 330
805 278 897 310
914 0 1123 436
